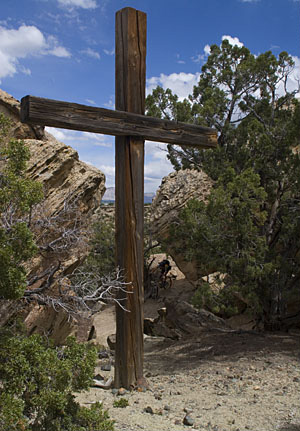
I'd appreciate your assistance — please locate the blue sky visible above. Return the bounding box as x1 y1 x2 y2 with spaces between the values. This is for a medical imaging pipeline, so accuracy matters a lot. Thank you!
1 0 299 192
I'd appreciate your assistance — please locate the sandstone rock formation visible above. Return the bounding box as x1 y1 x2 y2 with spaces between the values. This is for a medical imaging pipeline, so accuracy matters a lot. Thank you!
150 169 213 281
0 89 44 141
144 300 228 339
0 89 106 342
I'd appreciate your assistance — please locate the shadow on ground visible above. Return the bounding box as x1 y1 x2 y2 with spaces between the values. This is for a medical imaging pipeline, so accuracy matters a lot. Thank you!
144 329 300 374
278 425 300 431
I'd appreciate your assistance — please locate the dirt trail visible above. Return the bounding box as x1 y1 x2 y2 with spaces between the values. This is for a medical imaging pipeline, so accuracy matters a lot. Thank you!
77 278 300 431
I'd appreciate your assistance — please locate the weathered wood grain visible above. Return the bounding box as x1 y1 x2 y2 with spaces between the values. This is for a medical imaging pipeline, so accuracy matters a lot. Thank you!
20 95 217 148
114 7 146 389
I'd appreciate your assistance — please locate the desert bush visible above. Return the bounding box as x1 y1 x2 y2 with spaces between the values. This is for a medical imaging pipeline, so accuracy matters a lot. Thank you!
0 332 114 430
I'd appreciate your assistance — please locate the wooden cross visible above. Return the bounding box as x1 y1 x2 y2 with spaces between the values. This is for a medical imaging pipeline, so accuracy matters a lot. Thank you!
20 7 217 389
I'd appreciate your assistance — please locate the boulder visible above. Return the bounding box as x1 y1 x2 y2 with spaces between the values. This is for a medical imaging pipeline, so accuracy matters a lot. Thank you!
150 169 213 281
0 89 106 343
0 88 44 140
144 299 228 339
164 299 227 335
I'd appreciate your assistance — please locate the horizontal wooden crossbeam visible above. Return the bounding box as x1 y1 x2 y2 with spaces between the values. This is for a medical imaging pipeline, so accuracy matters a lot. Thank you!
21 96 217 149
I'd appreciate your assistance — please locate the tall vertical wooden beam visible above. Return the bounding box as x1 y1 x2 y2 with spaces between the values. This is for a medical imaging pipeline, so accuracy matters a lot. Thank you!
114 7 146 389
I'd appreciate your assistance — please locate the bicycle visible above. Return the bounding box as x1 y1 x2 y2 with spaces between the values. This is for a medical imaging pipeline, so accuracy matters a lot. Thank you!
159 271 173 290
148 266 175 299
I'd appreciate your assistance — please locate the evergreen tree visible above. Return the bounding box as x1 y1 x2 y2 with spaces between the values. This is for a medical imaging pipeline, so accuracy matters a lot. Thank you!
146 42 300 329
0 114 43 299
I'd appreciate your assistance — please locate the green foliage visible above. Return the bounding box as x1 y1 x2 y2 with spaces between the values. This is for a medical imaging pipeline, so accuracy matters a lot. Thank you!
146 86 192 123
113 398 129 408
0 114 43 299
170 168 268 315
74 402 114 430
82 215 115 277
0 113 115 430
0 333 114 431
191 281 239 317
147 43 300 328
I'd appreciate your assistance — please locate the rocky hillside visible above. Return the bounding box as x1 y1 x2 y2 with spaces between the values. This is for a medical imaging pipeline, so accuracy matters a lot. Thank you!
150 169 213 281
0 89 106 343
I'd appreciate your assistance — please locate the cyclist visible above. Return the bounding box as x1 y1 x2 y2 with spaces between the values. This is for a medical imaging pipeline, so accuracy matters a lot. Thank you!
158 259 171 288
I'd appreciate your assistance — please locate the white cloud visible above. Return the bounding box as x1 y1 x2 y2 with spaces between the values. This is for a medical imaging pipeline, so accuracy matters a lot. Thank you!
222 35 244 48
46 127 78 142
19 65 31 75
277 55 300 98
176 53 185 65
0 25 45 58
44 35 71 57
144 142 173 192
104 48 115 56
48 45 71 57
104 96 115 109
46 127 113 148
147 72 201 101
82 132 112 147
204 44 211 55
57 0 98 9
99 165 115 176
191 53 204 64
191 43 212 64
98 164 114 187
80 47 100 59
0 25 71 80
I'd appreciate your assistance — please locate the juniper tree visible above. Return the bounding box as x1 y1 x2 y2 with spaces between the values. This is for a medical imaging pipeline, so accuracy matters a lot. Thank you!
146 41 300 329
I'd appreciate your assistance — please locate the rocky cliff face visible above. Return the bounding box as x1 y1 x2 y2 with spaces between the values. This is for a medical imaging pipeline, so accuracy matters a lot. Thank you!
150 169 213 281
0 89 106 343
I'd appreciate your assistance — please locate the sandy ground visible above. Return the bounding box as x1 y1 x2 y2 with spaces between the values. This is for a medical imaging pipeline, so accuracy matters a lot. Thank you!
77 267 300 431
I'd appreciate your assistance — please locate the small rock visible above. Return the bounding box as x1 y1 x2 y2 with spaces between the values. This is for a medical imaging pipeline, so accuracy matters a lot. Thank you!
293 376 299 382
183 414 195 426
144 406 154 414
92 377 112 389
154 393 162 400
118 387 127 396
164 405 171 411
111 388 118 395
184 407 193 414
107 334 116 350
98 350 109 359
136 376 150 392
94 373 104 380
174 419 181 425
